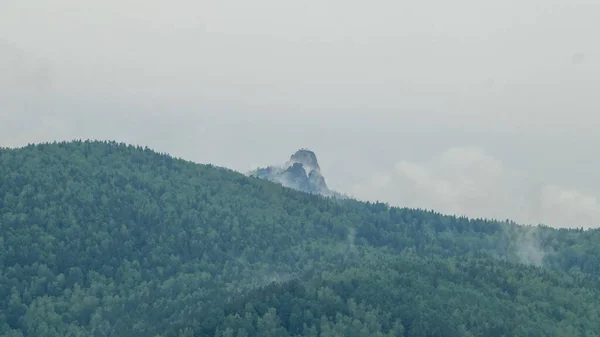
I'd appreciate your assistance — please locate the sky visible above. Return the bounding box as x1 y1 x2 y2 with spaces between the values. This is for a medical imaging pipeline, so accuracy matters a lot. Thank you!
2 0 600 228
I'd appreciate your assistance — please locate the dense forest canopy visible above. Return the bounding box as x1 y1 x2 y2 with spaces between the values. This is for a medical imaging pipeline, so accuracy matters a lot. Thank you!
1 140 599 337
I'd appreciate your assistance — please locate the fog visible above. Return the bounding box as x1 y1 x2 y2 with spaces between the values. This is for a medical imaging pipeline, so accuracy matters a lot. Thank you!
2 0 599 228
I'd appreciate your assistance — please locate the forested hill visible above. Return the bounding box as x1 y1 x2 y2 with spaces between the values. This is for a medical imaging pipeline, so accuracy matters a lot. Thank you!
1 140 600 337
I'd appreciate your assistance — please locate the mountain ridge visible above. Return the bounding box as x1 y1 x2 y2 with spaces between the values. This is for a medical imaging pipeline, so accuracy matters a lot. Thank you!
1 140 600 337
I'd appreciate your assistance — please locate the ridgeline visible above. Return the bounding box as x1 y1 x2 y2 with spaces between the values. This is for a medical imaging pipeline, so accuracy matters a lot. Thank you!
1 140 600 337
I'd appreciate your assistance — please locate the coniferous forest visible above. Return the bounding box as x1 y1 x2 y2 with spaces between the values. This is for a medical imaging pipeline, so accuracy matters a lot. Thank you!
1 140 600 337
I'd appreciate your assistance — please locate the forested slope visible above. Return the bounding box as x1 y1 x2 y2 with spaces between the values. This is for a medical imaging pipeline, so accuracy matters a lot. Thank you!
1 140 599 336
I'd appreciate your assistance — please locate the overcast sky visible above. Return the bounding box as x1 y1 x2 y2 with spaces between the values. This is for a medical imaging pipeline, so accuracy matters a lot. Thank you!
2 0 600 228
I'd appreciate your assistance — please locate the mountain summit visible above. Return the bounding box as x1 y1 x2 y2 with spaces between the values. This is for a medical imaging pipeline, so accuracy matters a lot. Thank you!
249 149 338 197
286 149 321 172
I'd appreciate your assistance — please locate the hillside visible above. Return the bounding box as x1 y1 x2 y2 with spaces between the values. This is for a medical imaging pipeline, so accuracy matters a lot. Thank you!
1 140 600 337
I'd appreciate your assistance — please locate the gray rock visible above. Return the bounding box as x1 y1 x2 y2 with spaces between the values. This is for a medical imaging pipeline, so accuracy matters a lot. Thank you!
249 149 343 198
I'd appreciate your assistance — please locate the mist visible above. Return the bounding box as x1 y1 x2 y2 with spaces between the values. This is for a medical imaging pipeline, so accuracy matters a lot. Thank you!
350 147 600 228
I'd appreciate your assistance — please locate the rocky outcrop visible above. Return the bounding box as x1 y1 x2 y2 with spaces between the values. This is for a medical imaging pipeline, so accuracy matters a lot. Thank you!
249 149 341 197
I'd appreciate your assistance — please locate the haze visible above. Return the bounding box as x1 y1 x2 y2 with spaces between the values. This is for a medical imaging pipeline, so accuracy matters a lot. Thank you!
2 0 600 228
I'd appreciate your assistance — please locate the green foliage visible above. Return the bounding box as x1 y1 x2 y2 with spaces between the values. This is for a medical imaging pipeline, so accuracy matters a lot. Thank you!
1 140 600 336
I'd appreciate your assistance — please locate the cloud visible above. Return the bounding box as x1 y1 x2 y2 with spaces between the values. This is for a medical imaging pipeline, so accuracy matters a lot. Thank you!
2 0 600 220
350 147 600 228
0 39 65 146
